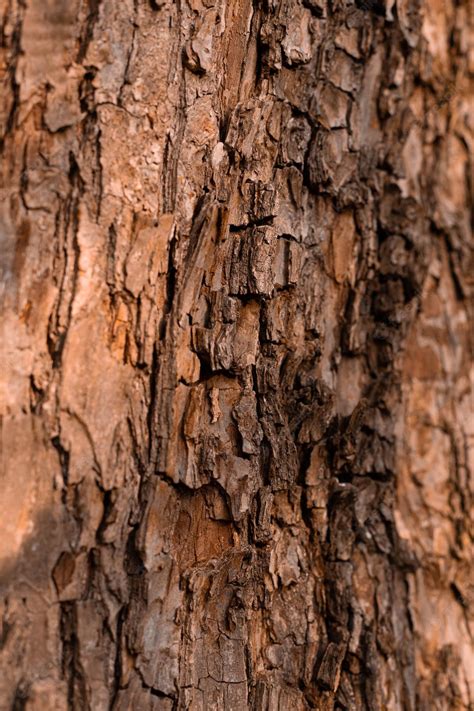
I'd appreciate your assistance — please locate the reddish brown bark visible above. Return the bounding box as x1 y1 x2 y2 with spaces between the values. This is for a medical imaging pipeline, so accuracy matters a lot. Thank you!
0 0 472 709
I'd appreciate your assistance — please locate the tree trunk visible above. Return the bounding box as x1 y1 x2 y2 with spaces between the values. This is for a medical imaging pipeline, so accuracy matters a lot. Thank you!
0 0 472 709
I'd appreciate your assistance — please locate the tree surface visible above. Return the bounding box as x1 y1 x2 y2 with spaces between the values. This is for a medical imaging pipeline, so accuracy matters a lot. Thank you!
0 0 473 709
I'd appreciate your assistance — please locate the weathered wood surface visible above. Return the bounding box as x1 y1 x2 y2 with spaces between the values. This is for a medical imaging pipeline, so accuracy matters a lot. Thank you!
0 0 473 708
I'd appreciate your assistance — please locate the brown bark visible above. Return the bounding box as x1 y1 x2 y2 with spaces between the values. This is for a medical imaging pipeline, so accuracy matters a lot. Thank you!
0 0 473 709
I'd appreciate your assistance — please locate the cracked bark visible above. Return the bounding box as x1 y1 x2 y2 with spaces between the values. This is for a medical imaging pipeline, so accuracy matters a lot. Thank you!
0 0 473 709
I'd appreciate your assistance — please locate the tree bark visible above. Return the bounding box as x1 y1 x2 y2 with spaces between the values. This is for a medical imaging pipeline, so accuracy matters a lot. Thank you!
0 0 473 709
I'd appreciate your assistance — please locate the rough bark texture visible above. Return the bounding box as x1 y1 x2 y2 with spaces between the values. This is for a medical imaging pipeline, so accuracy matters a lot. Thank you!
0 0 473 709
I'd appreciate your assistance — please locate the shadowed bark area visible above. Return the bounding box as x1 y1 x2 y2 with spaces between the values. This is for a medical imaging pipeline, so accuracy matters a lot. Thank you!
0 0 473 709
